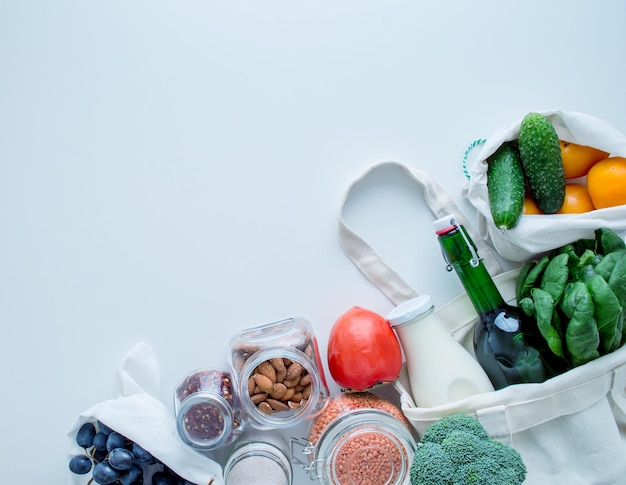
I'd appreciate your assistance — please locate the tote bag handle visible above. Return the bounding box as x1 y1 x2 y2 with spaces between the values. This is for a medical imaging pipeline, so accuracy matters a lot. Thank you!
338 161 504 305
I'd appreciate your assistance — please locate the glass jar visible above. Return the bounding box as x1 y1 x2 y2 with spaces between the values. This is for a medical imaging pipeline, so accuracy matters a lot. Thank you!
223 429 292 485
173 368 244 451
292 392 417 485
228 317 329 429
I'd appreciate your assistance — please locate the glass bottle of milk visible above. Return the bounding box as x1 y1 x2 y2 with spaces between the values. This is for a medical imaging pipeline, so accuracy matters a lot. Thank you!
387 295 494 407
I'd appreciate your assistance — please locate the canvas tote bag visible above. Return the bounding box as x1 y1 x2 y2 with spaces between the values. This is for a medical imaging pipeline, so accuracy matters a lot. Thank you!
339 161 626 485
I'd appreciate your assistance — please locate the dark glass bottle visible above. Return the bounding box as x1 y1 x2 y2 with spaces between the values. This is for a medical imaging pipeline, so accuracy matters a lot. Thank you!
433 215 560 389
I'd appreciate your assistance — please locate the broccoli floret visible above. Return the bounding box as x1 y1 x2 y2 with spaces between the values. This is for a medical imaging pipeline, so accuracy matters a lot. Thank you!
420 413 489 445
440 431 485 466
409 442 454 485
410 414 527 485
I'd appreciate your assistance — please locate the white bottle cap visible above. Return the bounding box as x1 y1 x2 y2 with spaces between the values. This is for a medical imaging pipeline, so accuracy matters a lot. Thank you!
433 214 456 233
386 295 434 327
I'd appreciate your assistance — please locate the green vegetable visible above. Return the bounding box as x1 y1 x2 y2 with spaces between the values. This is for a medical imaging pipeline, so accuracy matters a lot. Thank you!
410 442 454 485
420 413 489 444
516 255 550 302
515 227 626 369
561 281 600 366
453 441 528 485
586 274 622 353
410 414 527 485
540 253 569 302
487 141 525 230
596 227 626 254
518 112 566 213
531 288 565 358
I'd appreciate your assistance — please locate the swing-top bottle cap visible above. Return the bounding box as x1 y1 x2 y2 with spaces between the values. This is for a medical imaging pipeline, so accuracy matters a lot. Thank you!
386 295 434 327
433 214 457 234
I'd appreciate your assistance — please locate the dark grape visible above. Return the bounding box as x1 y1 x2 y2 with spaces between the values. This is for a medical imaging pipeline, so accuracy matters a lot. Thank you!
119 464 143 485
106 431 127 451
132 442 155 465
76 422 96 448
152 470 177 485
98 420 114 435
92 461 120 485
68 454 93 475
93 431 108 451
109 447 135 471
93 447 108 463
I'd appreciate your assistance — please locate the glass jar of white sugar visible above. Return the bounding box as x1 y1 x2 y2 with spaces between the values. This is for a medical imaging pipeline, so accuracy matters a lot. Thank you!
223 429 292 485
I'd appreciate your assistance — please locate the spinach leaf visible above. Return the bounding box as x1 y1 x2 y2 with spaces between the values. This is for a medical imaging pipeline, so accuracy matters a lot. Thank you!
531 288 565 358
540 253 569 302
516 255 549 302
594 249 626 282
607 251 626 310
519 296 536 317
553 244 580 270
595 228 626 255
585 274 622 354
561 281 600 367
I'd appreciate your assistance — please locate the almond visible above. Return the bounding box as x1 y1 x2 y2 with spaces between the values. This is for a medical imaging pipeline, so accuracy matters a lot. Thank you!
247 376 256 395
270 357 285 373
253 373 274 394
257 360 277 383
258 401 273 415
299 373 312 387
280 387 296 402
286 362 303 381
270 382 287 400
267 398 290 412
251 392 268 405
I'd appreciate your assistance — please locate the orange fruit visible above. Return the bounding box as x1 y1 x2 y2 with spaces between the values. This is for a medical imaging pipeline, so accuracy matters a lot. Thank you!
587 157 626 209
559 140 609 179
555 183 595 214
523 195 543 214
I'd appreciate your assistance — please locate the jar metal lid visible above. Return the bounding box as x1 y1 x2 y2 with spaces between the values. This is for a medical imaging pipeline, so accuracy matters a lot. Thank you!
386 295 433 327
175 392 237 450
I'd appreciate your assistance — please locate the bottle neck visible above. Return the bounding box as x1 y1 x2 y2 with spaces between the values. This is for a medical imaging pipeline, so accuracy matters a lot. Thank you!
437 226 505 315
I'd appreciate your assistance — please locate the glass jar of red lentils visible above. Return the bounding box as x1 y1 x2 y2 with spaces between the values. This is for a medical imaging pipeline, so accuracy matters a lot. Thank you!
228 317 329 430
174 368 244 451
291 392 417 485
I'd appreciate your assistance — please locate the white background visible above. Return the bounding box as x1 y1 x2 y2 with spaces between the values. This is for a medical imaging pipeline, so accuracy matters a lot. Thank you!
1 1 626 483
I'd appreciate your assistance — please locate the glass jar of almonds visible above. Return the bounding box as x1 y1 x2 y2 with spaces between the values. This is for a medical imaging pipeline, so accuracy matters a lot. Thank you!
228 317 329 429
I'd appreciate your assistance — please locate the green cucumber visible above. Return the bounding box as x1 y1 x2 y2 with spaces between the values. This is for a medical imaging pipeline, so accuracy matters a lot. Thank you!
518 113 566 213
487 141 525 230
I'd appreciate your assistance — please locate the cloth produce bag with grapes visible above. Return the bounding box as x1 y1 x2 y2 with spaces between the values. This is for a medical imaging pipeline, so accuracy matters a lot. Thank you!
66 343 222 485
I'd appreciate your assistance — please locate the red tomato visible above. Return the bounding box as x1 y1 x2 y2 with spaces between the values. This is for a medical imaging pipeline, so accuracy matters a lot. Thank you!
327 306 403 391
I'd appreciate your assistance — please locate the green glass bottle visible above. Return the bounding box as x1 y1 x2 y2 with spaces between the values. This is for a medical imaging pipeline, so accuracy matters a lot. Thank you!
433 215 559 389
